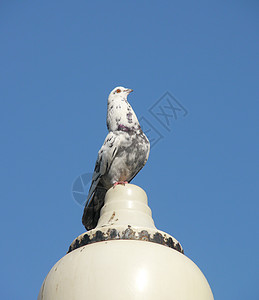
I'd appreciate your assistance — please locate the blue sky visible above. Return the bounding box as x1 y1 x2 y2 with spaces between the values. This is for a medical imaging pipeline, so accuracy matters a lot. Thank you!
1 1 258 299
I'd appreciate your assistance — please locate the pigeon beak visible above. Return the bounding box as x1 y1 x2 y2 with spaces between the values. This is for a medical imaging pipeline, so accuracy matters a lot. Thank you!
125 89 133 94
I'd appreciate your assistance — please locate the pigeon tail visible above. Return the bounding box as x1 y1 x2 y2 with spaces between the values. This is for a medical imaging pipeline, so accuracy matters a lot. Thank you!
82 186 107 230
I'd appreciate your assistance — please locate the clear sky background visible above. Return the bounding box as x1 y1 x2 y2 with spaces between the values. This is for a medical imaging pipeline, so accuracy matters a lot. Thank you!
1 1 258 299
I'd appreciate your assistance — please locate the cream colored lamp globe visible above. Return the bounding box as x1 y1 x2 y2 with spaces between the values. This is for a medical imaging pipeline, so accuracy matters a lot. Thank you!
38 184 214 300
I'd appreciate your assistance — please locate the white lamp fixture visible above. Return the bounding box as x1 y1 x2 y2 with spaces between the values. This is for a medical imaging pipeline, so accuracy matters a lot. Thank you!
38 184 214 300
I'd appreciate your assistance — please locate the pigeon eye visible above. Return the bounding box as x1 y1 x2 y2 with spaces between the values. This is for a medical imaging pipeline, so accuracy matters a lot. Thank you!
116 89 121 93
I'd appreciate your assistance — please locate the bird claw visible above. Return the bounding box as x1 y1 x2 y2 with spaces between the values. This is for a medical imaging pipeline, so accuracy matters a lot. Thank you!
113 181 128 188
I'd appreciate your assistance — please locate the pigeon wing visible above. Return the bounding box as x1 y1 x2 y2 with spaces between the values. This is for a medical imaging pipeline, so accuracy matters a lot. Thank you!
82 132 120 230
85 131 119 206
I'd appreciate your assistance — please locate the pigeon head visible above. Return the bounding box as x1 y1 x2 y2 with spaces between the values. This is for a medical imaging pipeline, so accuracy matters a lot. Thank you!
108 86 133 103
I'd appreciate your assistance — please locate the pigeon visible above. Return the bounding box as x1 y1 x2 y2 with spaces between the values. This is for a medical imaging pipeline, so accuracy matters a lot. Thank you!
82 86 150 230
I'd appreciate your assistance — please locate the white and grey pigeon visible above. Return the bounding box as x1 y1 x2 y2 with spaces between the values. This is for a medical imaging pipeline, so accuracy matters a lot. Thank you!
82 86 150 230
